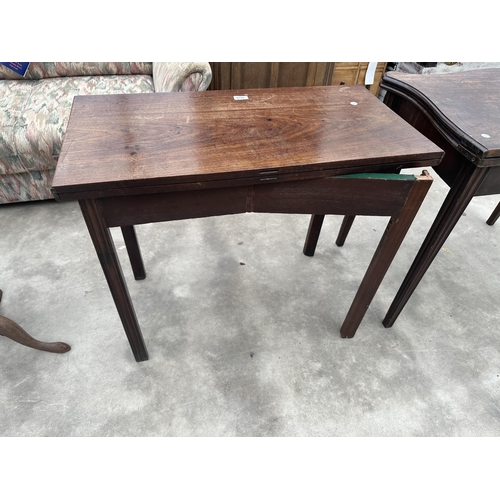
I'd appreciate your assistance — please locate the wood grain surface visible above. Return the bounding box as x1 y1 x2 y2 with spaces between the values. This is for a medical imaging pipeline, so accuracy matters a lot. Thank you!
382 69 500 163
52 85 442 199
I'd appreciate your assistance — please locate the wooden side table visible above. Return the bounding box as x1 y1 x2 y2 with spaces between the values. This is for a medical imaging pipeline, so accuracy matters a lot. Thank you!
51 86 442 362
379 69 500 326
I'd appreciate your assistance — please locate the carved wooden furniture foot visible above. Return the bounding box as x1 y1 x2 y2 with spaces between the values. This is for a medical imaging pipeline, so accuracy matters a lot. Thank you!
0 290 71 354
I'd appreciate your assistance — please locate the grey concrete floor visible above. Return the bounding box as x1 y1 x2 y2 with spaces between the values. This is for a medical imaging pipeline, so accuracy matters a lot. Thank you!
1 167 500 437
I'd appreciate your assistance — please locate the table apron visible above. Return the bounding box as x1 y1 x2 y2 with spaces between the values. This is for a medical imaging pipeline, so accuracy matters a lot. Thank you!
101 175 417 228
475 166 500 196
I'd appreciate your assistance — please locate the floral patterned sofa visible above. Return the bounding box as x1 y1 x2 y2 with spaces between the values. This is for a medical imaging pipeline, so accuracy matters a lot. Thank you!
0 62 212 204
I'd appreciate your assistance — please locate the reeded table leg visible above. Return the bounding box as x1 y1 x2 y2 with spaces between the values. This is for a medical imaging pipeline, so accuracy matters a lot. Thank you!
79 199 149 362
383 164 490 328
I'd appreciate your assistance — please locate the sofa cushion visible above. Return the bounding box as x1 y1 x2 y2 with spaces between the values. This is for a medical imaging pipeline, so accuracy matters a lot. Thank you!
0 169 55 204
0 74 155 177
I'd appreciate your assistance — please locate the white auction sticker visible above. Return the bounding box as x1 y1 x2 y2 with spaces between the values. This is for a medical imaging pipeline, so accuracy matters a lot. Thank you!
233 95 249 100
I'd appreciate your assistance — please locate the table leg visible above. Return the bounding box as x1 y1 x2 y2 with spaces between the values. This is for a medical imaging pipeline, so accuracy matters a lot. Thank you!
303 214 325 256
383 164 490 328
340 175 432 338
79 199 149 362
336 215 356 247
486 201 500 226
303 214 355 255
121 226 146 280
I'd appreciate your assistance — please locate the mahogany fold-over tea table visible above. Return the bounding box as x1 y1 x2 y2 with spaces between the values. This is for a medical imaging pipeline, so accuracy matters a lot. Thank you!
51 86 442 362
380 69 500 327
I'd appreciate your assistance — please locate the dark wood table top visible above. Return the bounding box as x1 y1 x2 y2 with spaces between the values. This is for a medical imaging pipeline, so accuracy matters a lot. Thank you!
52 85 443 201
382 69 500 165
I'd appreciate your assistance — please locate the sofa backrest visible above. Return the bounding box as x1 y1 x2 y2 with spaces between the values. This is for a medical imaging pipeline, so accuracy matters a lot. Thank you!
0 62 153 80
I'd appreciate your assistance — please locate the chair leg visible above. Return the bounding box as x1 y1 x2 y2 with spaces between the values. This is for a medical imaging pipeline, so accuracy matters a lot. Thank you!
303 214 325 256
486 201 500 226
336 215 356 247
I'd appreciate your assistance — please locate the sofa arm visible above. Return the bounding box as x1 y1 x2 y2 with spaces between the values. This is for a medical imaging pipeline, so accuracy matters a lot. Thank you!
152 62 212 92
